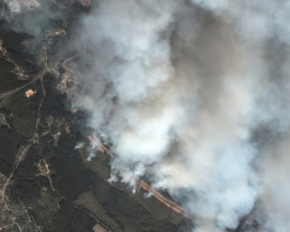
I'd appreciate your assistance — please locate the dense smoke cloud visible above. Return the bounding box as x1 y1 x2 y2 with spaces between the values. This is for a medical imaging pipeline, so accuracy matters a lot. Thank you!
8 0 63 36
72 0 290 231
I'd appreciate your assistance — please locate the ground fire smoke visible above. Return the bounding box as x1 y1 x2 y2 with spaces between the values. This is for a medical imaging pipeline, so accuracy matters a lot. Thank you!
72 0 290 231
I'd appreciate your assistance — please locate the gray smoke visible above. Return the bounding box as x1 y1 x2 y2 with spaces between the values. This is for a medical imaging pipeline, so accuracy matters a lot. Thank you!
8 0 63 36
72 0 290 231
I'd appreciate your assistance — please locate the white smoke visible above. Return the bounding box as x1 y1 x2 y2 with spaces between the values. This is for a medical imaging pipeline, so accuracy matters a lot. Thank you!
74 0 290 231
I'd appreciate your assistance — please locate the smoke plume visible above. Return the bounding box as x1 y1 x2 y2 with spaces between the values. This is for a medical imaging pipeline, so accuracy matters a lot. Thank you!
72 0 290 231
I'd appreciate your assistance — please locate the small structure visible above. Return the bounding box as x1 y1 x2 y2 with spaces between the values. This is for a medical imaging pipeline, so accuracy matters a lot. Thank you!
25 89 37 98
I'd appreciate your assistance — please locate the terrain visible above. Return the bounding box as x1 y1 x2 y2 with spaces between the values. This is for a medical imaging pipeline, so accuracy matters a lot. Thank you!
0 1 193 231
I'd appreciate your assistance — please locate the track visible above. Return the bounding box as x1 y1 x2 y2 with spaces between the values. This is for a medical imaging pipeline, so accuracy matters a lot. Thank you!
88 134 193 219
